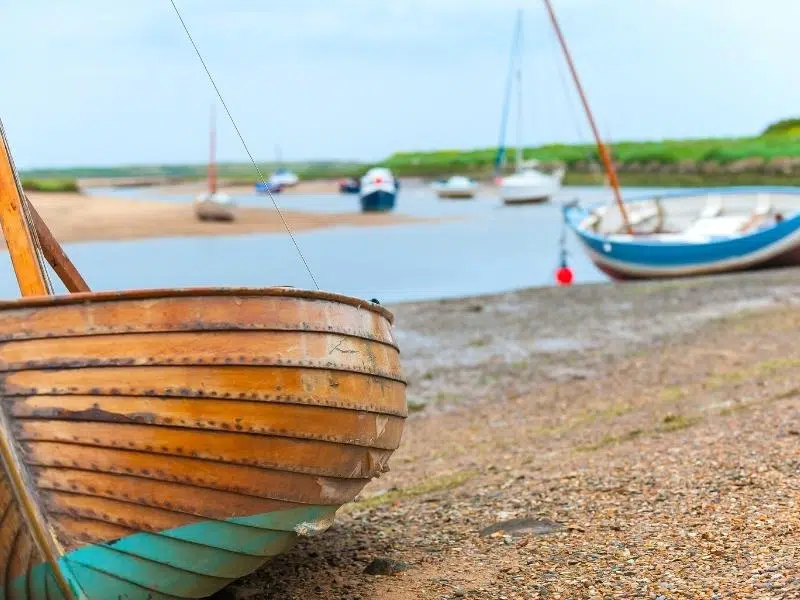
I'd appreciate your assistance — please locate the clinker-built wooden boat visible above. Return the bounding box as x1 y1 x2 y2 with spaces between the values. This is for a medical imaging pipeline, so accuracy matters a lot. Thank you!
0 118 406 598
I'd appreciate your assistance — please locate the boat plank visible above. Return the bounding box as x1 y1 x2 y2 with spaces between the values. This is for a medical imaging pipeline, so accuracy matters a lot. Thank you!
25 445 367 505
35 469 307 523
2 366 408 416
43 491 205 534
6 527 34 594
0 330 403 382
50 515 135 550
10 396 404 449
17 421 393 478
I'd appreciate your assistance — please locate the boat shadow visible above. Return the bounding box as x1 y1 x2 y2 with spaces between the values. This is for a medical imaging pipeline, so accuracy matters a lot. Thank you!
212 516 403 599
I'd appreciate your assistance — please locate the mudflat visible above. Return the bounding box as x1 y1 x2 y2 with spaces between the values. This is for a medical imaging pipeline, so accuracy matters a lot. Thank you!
219 268 800 599
21 190 428 245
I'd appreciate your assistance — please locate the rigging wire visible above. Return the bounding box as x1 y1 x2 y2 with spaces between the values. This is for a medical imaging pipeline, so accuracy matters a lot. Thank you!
547 21 587 147
168 0 320 290
545 11 615 211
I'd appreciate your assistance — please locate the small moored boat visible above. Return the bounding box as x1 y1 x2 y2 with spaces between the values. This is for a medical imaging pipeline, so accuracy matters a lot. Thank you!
431 175 479 199
565 189 800 279
195 106 235 222
269 167 299 188
254 180 283 194
359 168 398 212
0 114 407 598
499 161 565 205
339 178 360 194
494 10 565 206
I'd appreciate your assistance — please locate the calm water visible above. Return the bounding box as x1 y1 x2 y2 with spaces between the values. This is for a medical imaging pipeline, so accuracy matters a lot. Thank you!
0 185 676 304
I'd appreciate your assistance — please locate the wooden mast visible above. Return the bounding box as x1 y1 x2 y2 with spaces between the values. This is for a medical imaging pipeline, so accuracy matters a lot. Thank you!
541 0 633 235
0 119 49 296
27 201 90 293
0 118 90 296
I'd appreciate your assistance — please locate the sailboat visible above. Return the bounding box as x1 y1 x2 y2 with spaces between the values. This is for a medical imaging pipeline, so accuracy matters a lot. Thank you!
496 9 565 206
0 115 407 597
431 175 479 199
268 145 300 188
195 105 235 222
544 0 800 279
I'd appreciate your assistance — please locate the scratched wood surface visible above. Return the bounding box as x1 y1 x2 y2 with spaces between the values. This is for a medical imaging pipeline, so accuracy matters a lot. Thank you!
0 288 406 599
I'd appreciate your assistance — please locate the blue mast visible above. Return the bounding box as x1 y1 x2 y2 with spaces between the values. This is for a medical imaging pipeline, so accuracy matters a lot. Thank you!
494 9 523 176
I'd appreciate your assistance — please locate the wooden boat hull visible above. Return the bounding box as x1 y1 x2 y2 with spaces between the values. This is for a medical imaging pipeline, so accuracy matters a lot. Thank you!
0 288 406 599
564 200 800 280
195 198 235 222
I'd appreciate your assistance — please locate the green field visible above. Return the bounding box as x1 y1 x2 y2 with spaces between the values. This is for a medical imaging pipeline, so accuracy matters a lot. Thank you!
20 178 80 193
19 118 800 189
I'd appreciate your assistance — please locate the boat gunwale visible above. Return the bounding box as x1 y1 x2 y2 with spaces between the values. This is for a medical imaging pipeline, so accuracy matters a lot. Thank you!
0 287 395 324
568 186 800 219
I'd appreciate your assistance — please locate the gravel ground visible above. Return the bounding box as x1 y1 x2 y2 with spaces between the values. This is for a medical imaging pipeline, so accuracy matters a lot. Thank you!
218 268 800 600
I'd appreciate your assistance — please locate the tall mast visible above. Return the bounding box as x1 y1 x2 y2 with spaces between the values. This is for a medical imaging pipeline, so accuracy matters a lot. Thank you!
209 104 217 195
514 14 524 172
541 0 633 234
0 119 48 296
493 9 523 176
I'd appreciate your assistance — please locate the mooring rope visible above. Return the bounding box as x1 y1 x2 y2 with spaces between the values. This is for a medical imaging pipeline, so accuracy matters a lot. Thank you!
168 0 320 290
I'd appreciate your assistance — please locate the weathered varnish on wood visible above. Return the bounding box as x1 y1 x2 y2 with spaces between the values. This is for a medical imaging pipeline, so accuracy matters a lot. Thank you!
0 288 407 599
0 124 48 296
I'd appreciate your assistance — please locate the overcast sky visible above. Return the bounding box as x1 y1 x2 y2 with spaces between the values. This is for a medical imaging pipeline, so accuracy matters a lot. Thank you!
2 0 798 169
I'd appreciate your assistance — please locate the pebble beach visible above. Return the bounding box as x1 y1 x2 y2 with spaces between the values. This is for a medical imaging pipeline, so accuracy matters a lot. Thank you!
218 268 800 599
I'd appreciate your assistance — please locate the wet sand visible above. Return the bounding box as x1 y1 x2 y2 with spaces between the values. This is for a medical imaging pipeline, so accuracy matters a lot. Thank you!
217 267 800 599
24 190 430 245
146 179 344 196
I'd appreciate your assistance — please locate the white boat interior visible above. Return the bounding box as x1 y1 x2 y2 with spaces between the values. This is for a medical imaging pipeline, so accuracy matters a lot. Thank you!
582 192 800 242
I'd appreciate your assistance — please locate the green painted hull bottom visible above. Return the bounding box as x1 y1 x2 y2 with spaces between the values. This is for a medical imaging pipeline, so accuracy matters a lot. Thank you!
3 505 337 600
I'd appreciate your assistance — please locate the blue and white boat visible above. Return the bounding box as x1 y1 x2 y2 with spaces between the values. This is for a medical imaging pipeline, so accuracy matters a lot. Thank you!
254 180 283 194
541 0 800 282
269 167 299 188
564 188 800 280
359 167 398 212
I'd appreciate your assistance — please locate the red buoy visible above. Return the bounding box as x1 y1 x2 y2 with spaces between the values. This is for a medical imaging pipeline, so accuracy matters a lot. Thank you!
556 266 574 286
